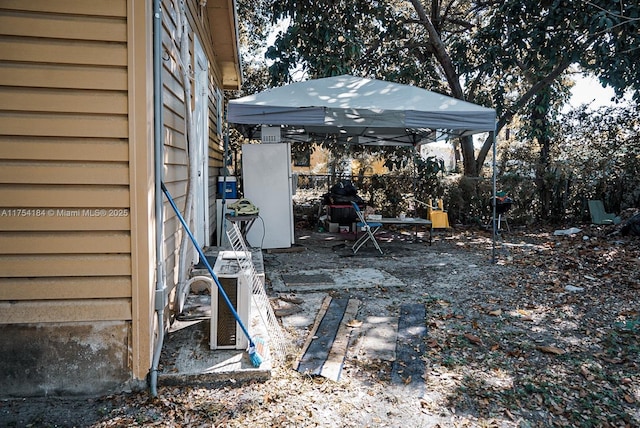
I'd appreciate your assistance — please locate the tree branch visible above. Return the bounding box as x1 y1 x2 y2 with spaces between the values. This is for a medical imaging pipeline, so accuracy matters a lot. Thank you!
476 54 575 169
408 0 464 99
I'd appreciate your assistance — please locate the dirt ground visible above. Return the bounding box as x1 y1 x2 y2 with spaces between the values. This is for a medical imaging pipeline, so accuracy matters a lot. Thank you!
1 222 639 427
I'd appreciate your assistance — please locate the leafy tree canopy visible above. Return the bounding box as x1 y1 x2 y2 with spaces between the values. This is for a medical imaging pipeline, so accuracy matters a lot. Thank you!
238 0 639 177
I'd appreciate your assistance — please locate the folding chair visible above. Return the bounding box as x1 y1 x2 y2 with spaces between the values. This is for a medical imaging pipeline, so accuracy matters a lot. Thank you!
588 200 621 225
351 201 383 255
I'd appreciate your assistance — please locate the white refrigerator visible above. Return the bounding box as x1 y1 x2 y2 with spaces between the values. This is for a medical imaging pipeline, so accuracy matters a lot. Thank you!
241 143 295 249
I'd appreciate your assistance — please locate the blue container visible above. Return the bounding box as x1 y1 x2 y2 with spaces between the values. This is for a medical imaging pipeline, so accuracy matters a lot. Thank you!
217 176 237 198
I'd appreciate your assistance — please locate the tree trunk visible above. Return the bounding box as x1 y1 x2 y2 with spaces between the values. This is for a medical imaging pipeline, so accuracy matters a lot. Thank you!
460 135 477 176
532 92 552 220
410 0 591 178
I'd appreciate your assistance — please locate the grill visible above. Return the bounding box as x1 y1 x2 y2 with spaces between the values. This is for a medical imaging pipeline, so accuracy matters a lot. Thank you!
493 196 513 214
491 195 513 231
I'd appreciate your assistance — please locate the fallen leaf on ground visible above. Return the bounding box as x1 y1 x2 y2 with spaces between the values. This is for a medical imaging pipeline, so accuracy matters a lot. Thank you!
427 338 440 348
279 294 304 304
274 305 303 317
346 319 363 328
580 365 595 381
536 345 565 355
504 408 516 421
488 309 502 316
464 333 483 346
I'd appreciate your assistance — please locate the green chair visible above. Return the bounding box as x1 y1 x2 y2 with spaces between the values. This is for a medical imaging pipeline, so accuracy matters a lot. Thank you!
588 200 621 225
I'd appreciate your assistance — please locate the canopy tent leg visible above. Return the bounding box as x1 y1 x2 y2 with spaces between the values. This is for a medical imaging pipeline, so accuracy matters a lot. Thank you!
491 130 497 264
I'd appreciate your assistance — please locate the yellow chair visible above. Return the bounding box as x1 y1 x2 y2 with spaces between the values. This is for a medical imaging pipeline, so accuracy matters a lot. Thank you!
427 198 450 229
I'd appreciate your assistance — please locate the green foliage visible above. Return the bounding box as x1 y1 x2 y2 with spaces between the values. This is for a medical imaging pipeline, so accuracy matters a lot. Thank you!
477 0 640 103
248 0 639 177
489 103 640 223
445 176 493 226
554 104 640 213
232 0 640 217
353 152 446 217
266 1 394 84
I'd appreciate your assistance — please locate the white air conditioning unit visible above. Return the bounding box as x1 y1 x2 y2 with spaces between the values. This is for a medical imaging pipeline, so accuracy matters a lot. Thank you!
210 251 251 350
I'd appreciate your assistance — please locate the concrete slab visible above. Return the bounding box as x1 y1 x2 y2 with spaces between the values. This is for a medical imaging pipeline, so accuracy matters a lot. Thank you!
354 315 399 362
271 267 404 292
279 292 329 331
158 246 274 386
157 243 409 387
158 293 273 387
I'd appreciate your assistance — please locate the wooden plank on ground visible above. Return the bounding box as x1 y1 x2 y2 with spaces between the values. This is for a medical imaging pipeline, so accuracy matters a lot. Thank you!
294 295 331 370
296 298 348 376
320 298 360 381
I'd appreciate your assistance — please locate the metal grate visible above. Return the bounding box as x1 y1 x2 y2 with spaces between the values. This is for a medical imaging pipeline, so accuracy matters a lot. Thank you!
226 223 288 363
216 277 238 346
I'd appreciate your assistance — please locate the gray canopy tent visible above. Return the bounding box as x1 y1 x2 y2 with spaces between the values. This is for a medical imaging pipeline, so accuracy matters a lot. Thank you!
226 75 500 260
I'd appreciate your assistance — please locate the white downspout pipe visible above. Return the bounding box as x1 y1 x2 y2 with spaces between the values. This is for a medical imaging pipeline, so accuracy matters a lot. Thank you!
175 0 199 313
150 0 166 397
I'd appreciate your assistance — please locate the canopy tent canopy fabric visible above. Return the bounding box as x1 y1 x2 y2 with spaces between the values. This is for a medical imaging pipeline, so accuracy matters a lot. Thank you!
227 74 496 146
225 74 501 262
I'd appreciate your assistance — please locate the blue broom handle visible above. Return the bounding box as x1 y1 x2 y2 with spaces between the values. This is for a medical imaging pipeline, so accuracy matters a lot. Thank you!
161 183 255 347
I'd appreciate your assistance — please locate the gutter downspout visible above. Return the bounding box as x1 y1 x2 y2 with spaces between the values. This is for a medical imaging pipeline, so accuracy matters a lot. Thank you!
150 0 166 397
176 0 198 313
221 116 229 241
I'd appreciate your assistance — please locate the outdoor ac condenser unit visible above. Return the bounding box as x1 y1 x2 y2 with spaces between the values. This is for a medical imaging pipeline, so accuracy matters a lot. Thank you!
211 251 251 350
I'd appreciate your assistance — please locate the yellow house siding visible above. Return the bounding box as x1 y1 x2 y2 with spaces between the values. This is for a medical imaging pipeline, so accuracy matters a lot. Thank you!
0 0 242 397
0 38 126 67
0 186 129 210
0 137 128 161
0 115 128 138
0 231 131 254
0 63 128 91
0 212 129 231
0 254 131 278
0 1 126 16
207 100 221 237
0 2 131 325
0 162 129 185
155 0 232 320
0 87 128 114
0 9 126 42
0 0 238 395
0 277 131 300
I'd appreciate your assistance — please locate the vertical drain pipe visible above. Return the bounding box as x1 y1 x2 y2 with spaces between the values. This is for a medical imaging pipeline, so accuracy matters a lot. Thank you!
150 0 165 397
175 1 198 313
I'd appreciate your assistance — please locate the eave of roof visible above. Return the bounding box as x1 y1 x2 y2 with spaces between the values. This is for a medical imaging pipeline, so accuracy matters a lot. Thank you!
207 0 242 90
